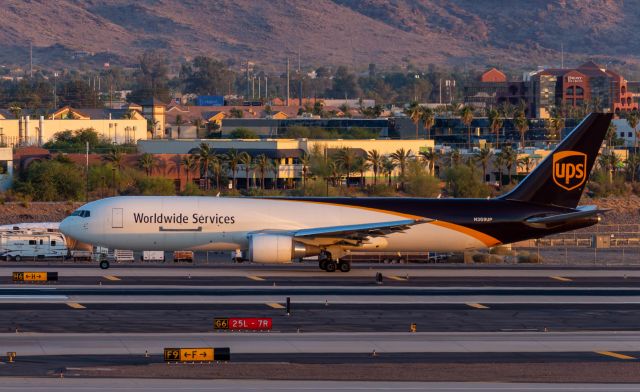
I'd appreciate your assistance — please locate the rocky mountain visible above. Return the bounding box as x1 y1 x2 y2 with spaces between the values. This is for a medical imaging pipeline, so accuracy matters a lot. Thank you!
1 0 639 73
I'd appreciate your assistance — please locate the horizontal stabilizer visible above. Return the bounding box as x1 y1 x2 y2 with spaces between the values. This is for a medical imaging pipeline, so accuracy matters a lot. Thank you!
525 206 606 228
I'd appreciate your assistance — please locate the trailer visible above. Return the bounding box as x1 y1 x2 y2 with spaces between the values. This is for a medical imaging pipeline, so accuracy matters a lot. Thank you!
0 230 68 261
173 251 194 263
142 251 165 262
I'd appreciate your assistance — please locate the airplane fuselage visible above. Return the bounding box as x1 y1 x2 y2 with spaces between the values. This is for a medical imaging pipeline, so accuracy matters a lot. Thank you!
60 196 598 255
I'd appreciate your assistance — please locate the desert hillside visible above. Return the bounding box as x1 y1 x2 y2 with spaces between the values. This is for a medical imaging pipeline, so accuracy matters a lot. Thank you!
1 0 639 72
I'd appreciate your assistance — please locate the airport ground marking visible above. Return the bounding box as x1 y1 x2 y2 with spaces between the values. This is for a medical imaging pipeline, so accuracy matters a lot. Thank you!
466 303 489 309
66 302 86 309
550 276 572 282
266 302 285 309
103 275 121 281
247 275 265 281
386 275 407 281
597 351 636 360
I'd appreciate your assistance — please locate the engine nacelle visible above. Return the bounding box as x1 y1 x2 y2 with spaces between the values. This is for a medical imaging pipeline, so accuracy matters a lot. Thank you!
248 234 319 263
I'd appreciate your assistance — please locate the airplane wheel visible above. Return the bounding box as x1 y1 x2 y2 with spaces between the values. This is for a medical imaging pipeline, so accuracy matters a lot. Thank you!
325 260 337 272
319 259 328 270
99 260 110 270
338 261 351 273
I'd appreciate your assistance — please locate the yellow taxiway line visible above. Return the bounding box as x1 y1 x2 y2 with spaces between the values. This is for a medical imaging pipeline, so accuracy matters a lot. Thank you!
66 302 86 309
466 303 489 309
247 275 265 281
266 303 285 309
103 275 121 281
597 351 636 360
550 276 572 282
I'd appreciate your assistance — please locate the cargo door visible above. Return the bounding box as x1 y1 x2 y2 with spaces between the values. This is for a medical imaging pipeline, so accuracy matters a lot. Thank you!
112 208 123 229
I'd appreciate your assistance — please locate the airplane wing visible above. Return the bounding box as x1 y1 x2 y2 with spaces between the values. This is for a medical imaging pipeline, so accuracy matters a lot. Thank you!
525 205 608 228
251 218 429 245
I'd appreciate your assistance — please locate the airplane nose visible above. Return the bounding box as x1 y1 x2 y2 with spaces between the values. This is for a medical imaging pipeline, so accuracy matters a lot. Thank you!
59 217 77 238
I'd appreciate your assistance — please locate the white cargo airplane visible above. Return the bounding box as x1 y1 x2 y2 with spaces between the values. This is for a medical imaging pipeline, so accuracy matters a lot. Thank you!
60 113 611 271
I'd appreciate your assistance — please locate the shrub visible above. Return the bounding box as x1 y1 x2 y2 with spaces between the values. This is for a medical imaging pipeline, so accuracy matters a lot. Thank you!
444 164 490 198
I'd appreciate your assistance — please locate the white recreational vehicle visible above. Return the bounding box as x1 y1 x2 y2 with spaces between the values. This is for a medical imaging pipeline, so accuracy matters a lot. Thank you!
0 230 68 261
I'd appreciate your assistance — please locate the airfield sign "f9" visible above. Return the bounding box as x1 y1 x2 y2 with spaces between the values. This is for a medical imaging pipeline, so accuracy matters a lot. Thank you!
164 348 214 362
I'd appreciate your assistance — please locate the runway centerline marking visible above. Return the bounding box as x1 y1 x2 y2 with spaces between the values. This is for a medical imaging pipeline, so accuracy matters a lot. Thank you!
103 275 120 281
550 276 572 282
386 275 407 281
247 275 265 281
597 351 636 360
266 302 284 309
466 303 489 309
66 302 86 309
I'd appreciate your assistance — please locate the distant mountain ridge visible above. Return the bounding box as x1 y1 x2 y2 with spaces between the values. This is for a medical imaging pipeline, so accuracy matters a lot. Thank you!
1 0 639 73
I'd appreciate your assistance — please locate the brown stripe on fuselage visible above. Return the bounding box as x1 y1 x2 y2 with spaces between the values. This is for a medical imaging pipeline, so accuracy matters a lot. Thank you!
268 197 501 247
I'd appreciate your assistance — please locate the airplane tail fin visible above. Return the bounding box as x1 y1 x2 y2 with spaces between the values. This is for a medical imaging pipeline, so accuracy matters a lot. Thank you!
499 112 612 209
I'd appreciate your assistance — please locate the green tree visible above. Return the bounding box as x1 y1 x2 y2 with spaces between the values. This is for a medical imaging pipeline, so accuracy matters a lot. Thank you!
229 108 244 118
421 107 435 140
196 142 217 189
229 128 257 138
488 109 503 148
390 148 413 190
333 147 358 187
226 149 242 190
254 154 272 190
547 116 565 141
138 153 157 176
299 153 311 191
13 157 84 201
382 156 397 187
239 152 252 190
627 111 640 151
514 111 529 149
474 145 493 183
181 155 198 187
444 164 490 198
418 148 438 176
406 103 422 139
366 149 384 186
354 156 371 188
459 105 474 149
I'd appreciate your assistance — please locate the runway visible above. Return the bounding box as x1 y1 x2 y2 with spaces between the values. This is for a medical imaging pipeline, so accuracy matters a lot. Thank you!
2 263 640 383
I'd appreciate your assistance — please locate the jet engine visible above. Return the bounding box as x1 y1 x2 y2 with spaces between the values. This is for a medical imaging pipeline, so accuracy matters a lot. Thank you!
248 234 319 263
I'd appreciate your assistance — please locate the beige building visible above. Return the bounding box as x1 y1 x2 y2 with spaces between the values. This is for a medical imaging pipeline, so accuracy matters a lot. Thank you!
137 138 435 181
0 113 147 147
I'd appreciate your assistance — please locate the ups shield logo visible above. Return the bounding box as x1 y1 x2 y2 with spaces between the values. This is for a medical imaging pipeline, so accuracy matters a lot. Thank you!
553 151 587 191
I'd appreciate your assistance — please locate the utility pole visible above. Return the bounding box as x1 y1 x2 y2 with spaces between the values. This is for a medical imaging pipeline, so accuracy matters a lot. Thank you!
265 76 268 101
286 58 290 107
86 141 89 202
561 43 564 69
53 72 58 109
246 60 250 101
29 42 33 78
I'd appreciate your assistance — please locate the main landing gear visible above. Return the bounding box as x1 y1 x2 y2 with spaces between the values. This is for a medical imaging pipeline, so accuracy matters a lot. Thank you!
318 252 350 273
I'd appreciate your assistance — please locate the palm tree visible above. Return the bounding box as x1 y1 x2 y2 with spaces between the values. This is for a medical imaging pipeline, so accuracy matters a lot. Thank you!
354 157 371 188
447 149 462 167
627 111 640 151
474 145 493 183
366 149 384 186
239 152 252 190
514 111 529 149
299 153 311 191
226 149 242 190
138 153 156 176
406 103 422 139
502 146 518 184
192 118 205 139
333 147 357 187
8 104 22 119
102 147 125 170
421 107 435 140
254 154 272 190
390 148 413 189
209 155 224 190
494 151 506 186
547 116 565 142
176 114 187 139
181 155 198 187
382 157 397 187
460 106 474 149
488 109 503 149
625 153 640 183
419 148 438 176
517 156 533 175
196 142 216 190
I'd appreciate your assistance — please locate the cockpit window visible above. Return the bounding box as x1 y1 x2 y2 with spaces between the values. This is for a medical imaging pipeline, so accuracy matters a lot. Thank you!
71 210 91 218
